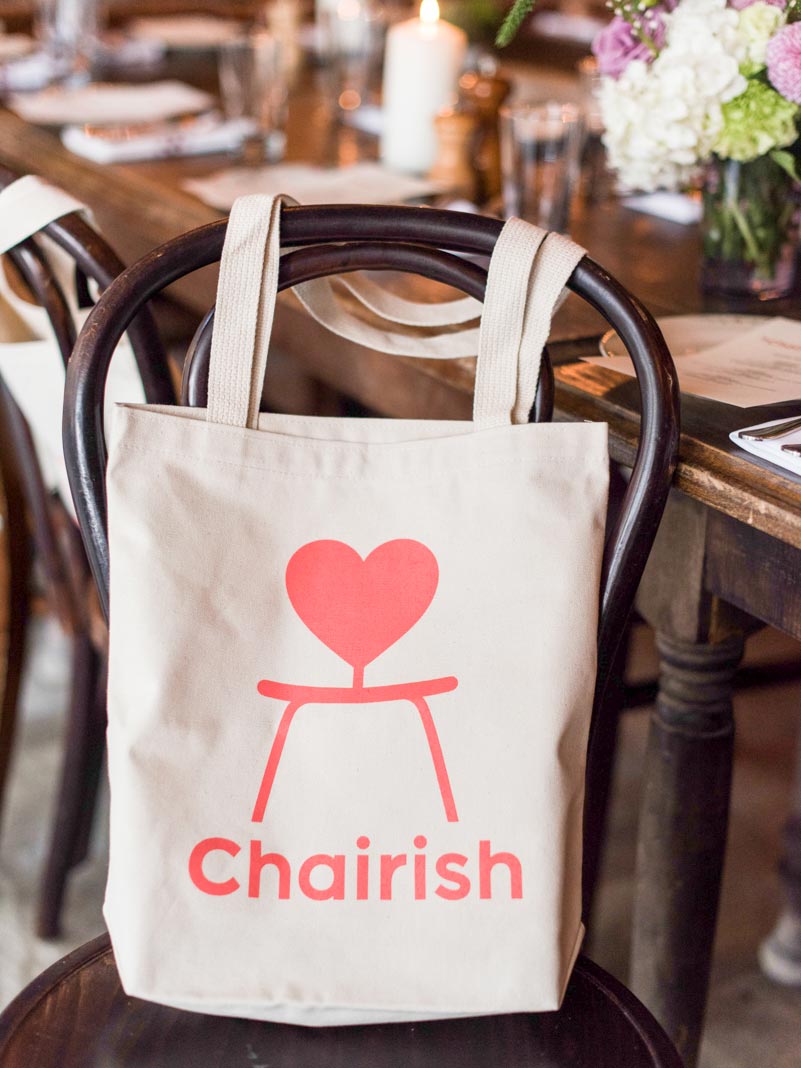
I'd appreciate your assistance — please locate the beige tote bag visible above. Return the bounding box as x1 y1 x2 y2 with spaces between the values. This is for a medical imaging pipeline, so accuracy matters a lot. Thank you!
104 195 609 1025
0 175 144 511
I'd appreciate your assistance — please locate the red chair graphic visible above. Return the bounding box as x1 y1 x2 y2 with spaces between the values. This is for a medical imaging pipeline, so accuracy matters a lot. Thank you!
253 539 459 823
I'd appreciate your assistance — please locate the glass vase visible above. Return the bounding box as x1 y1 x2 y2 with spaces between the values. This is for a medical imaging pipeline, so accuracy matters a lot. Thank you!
700 154 801 300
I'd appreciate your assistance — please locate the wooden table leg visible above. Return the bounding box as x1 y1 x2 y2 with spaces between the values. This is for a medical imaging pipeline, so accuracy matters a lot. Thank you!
630 631 744 1068
759 724 801 985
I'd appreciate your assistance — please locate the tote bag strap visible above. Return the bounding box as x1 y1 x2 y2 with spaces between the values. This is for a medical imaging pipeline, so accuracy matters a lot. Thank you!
474 218 585 429
291 274 482 359
206 197 585 430
208 194 283 428
0 175 87 255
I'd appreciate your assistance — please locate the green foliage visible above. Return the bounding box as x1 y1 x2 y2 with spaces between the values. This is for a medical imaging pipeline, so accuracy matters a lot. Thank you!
495 0 536 47
771 148 801 183
702 154 798 279
715 80 799 161
441 0 505 42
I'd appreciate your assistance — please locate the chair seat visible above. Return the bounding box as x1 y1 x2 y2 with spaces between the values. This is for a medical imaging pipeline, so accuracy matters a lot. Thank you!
0 935 681 1068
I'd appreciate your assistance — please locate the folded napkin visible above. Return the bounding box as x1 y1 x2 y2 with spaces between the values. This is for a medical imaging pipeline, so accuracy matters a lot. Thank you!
96 34 165 69
63 114 255 163
126 15 244 49
9 80 213 126
184 162 443 210
0 37 163 92
731 418 801 477
621 192 703 225
0 50 57 92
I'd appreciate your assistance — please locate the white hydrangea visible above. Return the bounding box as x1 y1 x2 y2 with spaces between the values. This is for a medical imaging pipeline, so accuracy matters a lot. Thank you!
734 2 786 74
600 0 749 191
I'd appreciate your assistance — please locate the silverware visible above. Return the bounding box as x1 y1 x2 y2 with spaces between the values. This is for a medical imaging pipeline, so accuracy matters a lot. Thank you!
738 416 801 441
780 444 801 456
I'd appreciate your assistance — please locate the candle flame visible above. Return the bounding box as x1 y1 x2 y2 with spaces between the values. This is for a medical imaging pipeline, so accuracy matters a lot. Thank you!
420 0 440 24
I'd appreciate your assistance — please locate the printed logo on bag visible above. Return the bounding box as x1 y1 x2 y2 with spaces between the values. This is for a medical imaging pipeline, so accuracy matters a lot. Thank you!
188 539 523 903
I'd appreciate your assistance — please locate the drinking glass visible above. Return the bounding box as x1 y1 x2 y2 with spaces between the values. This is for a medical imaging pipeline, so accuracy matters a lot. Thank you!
317 0 381 114
218 31 288 163
36 0 100 86
500 101 585 233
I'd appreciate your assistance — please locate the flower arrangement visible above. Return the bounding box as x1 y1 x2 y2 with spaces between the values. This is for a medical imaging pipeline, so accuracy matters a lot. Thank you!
592 0 801 192
498 0 801 294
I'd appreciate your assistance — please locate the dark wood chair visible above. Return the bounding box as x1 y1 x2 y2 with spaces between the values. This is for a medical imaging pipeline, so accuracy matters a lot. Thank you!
0 205 681 1068
0 165 174 938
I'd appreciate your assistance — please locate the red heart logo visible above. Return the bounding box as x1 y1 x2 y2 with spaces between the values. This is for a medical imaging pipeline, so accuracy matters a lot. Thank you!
285 539 438 671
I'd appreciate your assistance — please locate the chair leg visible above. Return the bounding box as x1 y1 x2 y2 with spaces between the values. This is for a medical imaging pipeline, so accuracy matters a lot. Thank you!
68 654 106 868
582 629 627 927
36 633 101 940
0 508 32 843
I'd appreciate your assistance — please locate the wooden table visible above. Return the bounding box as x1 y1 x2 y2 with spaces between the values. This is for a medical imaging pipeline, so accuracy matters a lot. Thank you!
1 52 800 1068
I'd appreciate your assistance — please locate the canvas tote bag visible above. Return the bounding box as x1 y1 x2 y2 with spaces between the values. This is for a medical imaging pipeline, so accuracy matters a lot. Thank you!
0 175 144 511
103 194 609 1025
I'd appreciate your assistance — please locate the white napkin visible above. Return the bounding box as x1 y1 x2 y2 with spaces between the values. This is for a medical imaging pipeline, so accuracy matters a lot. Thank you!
126 15 244 49
731 418 801 477
0 50 57 92
9 80 213 126
63 114 255 163
184 162 443 210
96 34 165 69
622 192 703 225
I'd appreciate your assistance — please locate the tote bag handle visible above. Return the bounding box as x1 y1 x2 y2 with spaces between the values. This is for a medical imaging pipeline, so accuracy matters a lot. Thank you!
0 175 87 255
206 195 585 430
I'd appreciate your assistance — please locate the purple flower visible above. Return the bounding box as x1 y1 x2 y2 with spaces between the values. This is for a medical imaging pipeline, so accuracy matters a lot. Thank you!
729 0 784 10
767 21 801 104
591 10 670 79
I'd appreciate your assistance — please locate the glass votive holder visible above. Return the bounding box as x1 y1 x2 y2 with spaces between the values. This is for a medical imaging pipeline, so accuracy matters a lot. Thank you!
218 31 288 163
499 101 586 234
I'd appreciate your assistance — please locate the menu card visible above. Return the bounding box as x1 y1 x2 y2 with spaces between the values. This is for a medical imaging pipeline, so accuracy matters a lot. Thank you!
584 316 801 407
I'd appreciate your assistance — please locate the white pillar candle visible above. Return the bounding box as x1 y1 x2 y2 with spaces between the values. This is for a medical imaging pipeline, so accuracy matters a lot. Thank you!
381 0 467 175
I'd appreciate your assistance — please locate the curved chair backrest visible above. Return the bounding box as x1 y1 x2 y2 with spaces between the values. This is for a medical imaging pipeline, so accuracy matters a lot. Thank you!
63 206 679 925
63 203 679 707
0 166 176 628
0 164 174 403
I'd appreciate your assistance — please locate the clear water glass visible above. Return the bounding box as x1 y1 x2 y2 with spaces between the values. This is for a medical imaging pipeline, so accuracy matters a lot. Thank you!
318 0 382 114
218 31 288 163
36 0 100 86
500 101 585 234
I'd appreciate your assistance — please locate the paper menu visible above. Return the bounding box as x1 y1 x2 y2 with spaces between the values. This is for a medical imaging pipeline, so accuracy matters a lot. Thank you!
583 316 801 407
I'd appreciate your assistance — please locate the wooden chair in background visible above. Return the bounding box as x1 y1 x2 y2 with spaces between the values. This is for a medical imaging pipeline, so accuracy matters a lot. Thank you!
0 204 680 1066
0 166 174 937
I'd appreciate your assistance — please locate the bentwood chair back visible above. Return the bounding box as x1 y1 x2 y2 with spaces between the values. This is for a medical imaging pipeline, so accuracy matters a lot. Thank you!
0 205 680 1068
0 166 174 938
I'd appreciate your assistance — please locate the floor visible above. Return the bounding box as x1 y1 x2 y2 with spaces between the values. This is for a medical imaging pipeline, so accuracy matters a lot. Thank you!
1 616 800 1065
